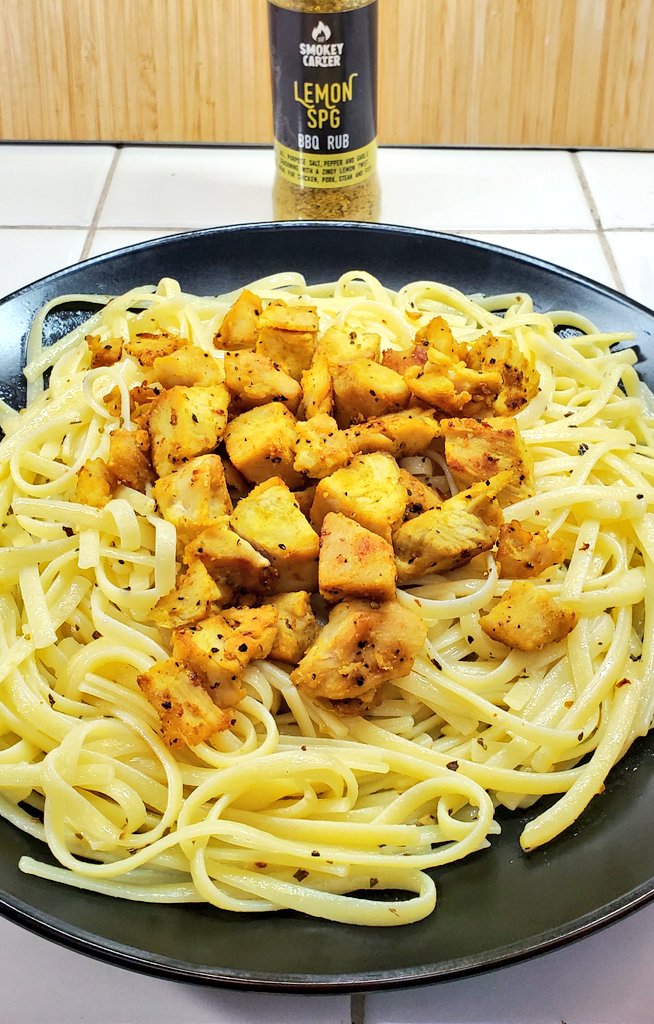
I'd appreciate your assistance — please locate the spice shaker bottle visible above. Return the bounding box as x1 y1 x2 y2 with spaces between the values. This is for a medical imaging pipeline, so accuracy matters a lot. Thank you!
267 0 380 221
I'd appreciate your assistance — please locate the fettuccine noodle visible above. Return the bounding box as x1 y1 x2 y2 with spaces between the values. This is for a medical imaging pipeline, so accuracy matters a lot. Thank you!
0 271 652 926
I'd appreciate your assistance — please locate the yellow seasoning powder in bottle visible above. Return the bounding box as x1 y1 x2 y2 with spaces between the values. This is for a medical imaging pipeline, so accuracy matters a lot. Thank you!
267 0 380 221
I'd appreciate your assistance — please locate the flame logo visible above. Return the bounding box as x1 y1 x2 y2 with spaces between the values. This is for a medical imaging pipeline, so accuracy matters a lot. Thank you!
312 21 331 43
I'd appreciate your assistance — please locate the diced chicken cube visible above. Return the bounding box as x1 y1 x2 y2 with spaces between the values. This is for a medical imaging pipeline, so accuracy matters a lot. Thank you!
405 350 502 417
137 658 231 747
149 560 230 628
104 383 163 427
125 332 188 367
414 315 467 362
224 350 301 413
333 358 411 427
479 581 577 651
466 332 540 415
148 384 230 477
255 300 318 381
214 289 262 351
319 512 397 603
86 332 122 367
153 345 225 388
301 352 333 418
230 477 320 592
441 416 535 505
381 339 429 375
184 522 275 594
293 414 353 479
222 458 249 501
310 452 408 543
224 402 303 488
345 409 440 459
293 484 317 517
496 520 567 579
152 454 232 548
106 428 152 492
317 325 380 369
264 591 320 664
291 599 426 706
393 473 509 582
172 606 278 706
399 469 442 521
75 458 116 508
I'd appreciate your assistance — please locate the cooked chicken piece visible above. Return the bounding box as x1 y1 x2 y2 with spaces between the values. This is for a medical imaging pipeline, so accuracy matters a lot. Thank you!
381 339 429 375
224 350 301 413
148 383 230 477
230 477 320 592
310 452 408 543
184 522 275 594
291 599 427 705
414 315 467 363
496 520 567 579
263 591 320 664
103 383 162 427
466 332 540 415
222 458 250 501
137 659 231 747
214 289 262 351
153 345 225 388
221 606 279 657
301 352 333 418
479 581 577 651
319 512 397 603
106 428 152 492
399 469 442 521
333 358 411 427
317 325 380 369
345 409 441 459
293 414 353 479
441 416 535 505
293 484 317 517
75 458 116 508
172 606 278 705
255 300 318 381
149 560 230 628
86 332 122 368
224 402 303 489
405 350 502 417
152 454 232 548
125 332 188 367
393 473 509 582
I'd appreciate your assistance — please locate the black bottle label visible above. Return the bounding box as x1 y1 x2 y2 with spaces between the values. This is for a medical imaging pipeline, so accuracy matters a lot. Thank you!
268 3 378 189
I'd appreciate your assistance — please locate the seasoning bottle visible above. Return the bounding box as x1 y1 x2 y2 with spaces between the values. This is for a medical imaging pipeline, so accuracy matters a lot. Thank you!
267 0 380 222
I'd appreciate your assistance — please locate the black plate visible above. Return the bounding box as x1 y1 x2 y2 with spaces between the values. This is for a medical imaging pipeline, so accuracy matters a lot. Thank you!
1 222 654 992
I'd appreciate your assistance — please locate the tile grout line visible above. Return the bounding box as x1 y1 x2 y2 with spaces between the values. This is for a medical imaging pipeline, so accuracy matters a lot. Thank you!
570 151 626 293
80 147 122 260
351 992 366 1024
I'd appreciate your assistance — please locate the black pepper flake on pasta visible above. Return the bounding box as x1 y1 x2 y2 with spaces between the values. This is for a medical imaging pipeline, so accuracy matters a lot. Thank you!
446 760 459 771
369 877 379 888
293 868 309 882
578 443 589 455
311 850 320 857
238 643 248 652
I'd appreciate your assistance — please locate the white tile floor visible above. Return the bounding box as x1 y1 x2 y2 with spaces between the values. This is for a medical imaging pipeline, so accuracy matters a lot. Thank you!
1 142 654 1024
0 145 653 306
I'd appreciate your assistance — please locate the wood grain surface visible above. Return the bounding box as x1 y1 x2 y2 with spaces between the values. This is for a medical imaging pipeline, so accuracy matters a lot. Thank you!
1 0 652 147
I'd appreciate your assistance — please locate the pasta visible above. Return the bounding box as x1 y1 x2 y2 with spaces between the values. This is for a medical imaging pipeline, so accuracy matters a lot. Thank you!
0 270 652 928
